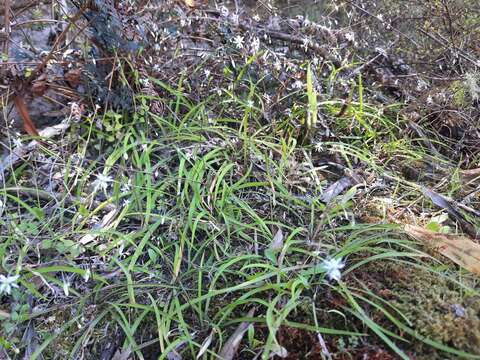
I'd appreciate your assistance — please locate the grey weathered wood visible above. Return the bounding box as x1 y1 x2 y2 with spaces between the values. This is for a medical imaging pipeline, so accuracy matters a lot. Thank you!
0 0 46 12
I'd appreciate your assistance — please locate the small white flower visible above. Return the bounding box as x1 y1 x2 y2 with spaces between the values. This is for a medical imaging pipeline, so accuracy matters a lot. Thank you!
345 32 355 42
204 69 211 78
302 37 310 52
140 78 150 87
121 179 131 192
292 80 304 90
83 269 91 282
0 274 20 295
233 35 244 49
251 36 260 53
93 173 113 193
315 142 324 152
322 257 345 282
13 137 22 148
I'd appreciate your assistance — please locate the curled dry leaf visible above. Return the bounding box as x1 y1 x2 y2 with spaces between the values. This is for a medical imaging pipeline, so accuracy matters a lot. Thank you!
269 228 284 251
13 95 40 136
405 225 480 275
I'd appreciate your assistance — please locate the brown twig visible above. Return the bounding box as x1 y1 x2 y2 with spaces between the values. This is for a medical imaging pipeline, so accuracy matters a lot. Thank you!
13 95 40 136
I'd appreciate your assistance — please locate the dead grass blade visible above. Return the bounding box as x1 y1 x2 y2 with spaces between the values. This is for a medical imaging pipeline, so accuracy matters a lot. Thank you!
405 225 480 275
461 168 480 184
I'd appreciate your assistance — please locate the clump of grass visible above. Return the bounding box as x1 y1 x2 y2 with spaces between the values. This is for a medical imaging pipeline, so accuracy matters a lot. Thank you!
1 2 480 359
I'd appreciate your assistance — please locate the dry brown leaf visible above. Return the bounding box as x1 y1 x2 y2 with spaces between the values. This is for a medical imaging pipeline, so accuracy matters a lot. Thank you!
80 208 119 245
184 0 196 7
405 225 480 275
218 307 255 360
320 176 354 203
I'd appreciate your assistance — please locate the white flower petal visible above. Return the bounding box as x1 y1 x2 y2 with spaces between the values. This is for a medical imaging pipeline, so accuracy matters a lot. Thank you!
0 283 8 294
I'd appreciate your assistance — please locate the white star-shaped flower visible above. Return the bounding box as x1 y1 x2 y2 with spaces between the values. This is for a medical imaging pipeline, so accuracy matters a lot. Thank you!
93 173 113 193
233 35 245 49
322 257 345 282
0 274 20 295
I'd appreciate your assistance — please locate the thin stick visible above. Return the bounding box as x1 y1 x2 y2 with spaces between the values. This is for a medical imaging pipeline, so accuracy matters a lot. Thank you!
2 0 9 57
